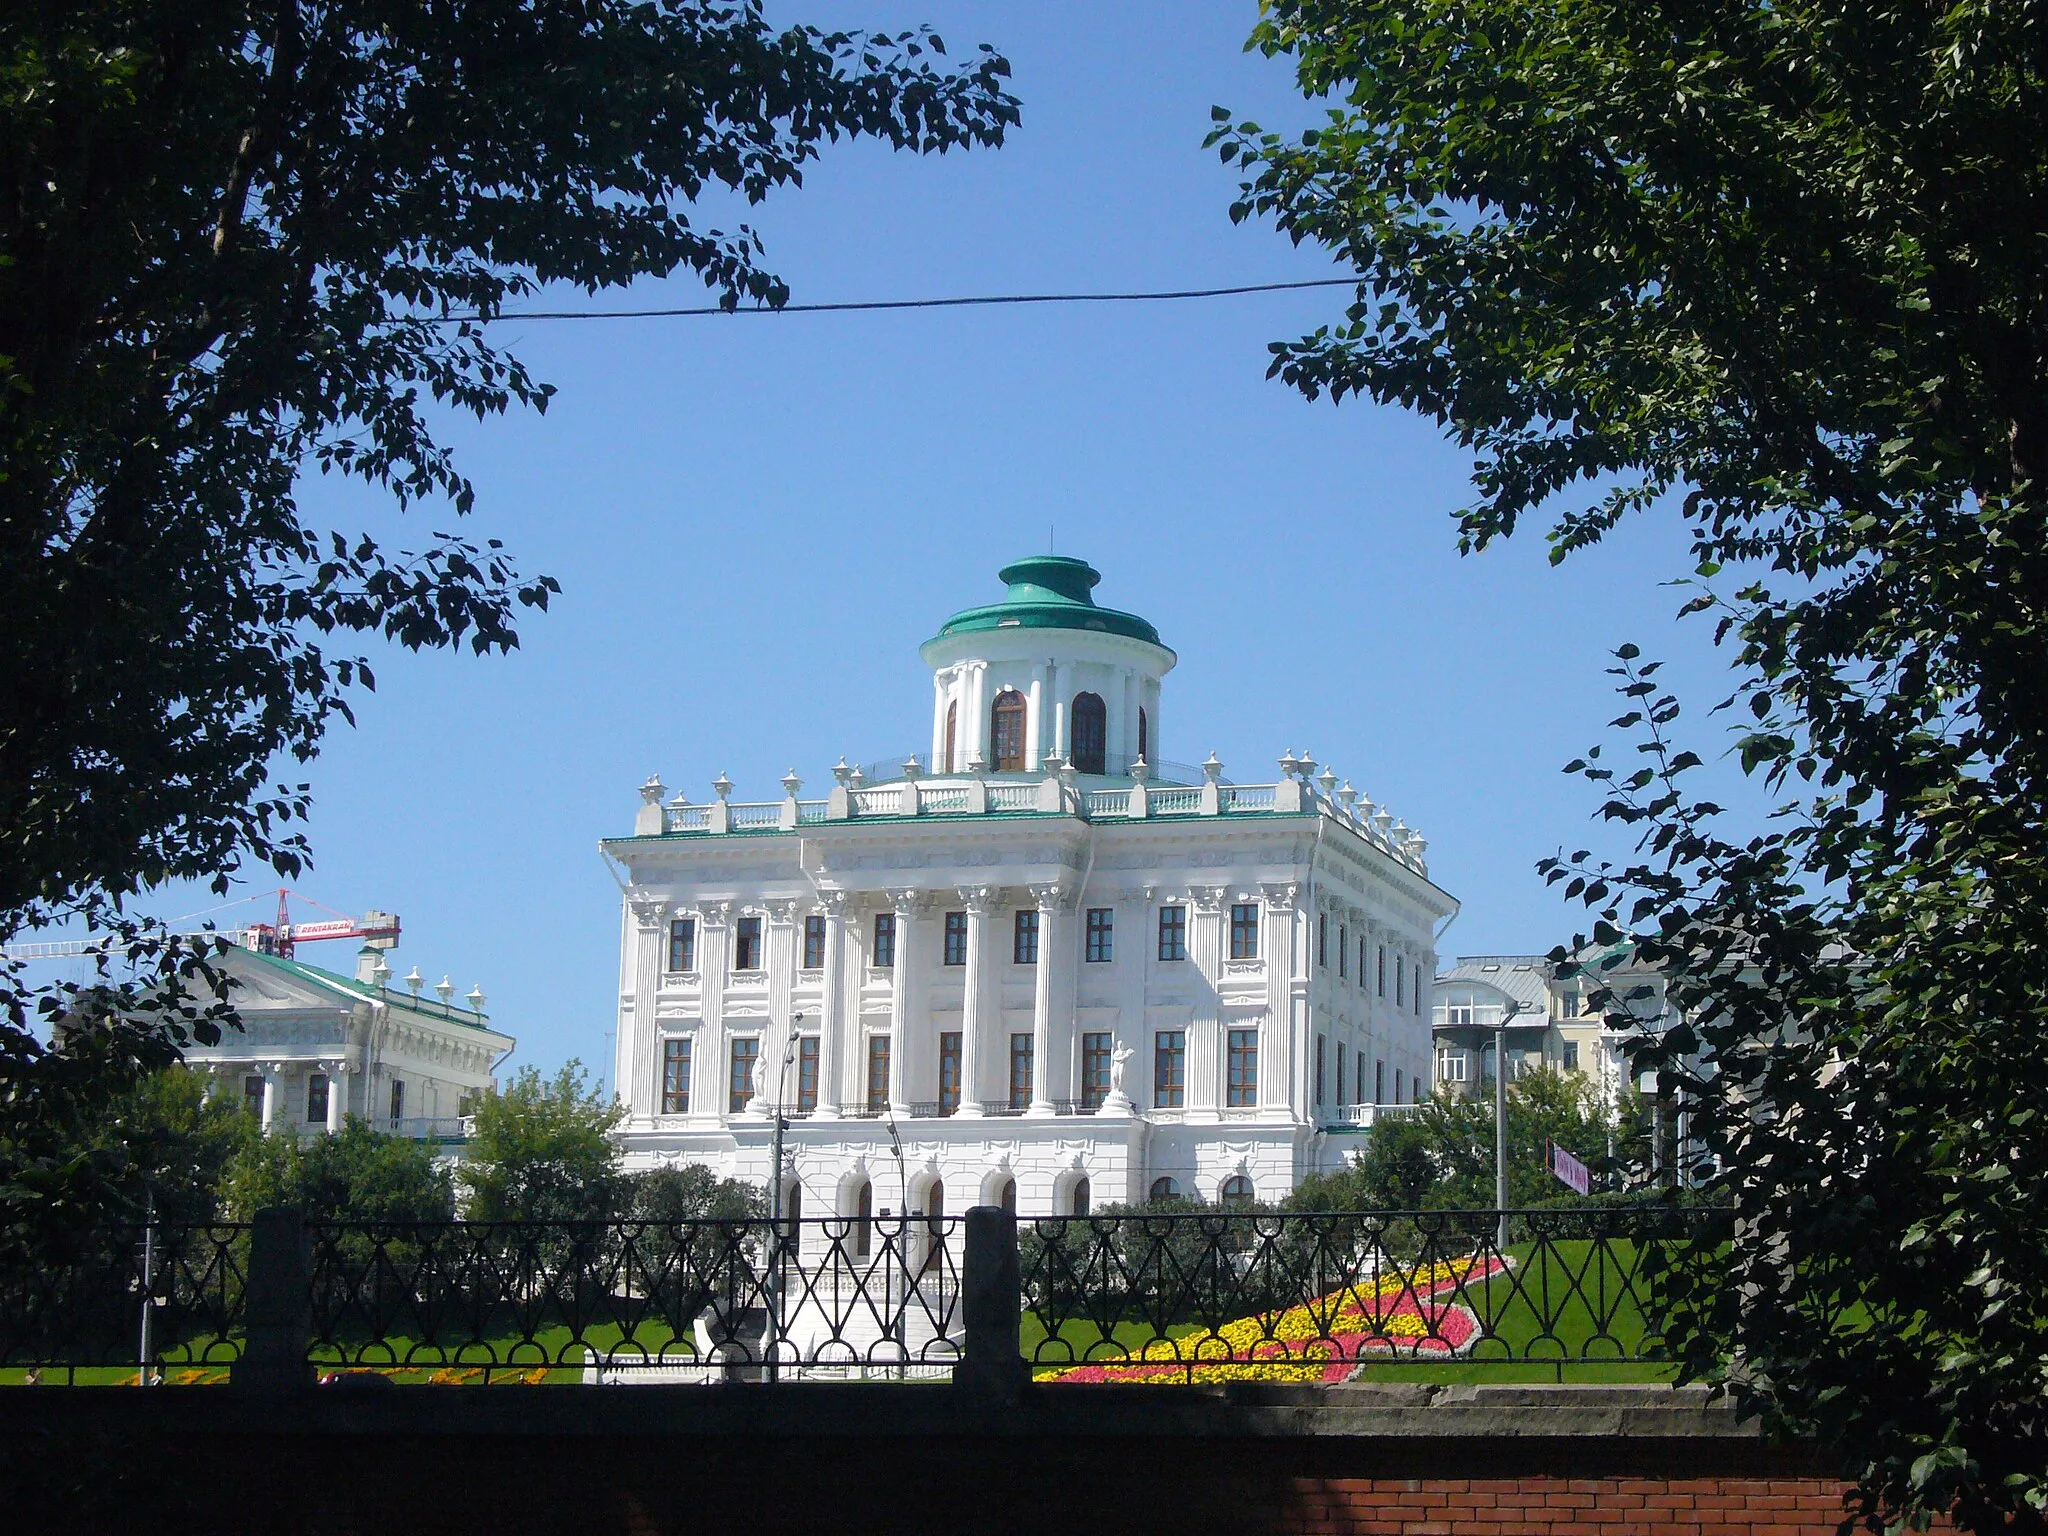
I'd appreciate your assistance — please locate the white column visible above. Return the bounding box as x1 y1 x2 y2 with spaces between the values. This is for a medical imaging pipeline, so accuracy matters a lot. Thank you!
259 1066 278 1133
1189 887 1226 1116
1264 884 1300 1113
627 896 668 1119
955 886 998 1116
1026 883 1066 1115
326 1063 345 1132
932 671 949 765
764 899 799 1110
1043 660 1062 763
815 893 848 1119
966 663 988 770
887 890 918 1113
697 903 731 1123
1122 668 1140 772
1027 660 1047 772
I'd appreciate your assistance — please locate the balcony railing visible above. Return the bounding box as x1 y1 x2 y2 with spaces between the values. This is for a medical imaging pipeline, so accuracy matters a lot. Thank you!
0 1205 1720 1385
644 766 1431 875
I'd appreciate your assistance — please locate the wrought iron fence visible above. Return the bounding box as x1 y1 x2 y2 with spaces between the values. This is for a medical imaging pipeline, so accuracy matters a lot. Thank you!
0 1222 247 1383
1021 1205 1725 1384
303 1215 963 1382
0 1204 1719 1386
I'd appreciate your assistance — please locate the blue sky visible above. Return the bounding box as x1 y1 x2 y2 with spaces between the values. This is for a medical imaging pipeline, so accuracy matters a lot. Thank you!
130 3 1762 1085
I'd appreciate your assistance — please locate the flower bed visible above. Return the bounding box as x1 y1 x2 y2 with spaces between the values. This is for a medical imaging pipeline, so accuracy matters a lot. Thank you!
1039 1255 1507 1385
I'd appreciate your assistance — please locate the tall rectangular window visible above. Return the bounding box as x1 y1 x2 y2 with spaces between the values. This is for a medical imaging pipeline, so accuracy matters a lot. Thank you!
938 1032 963 1113
1085 907 1113 962
306 1073 329 1124
1317 914 1328 967
1081 1032 1112 1111
1338 925 1347 978
1013 909 1039 965
734 916 763 971
943 911 967 966
1395 1067 1406 1103
796 1036 820 1113
1378 946 1386 997
1396 955 1405 1008
1226 1029 1258 1108
803 914 827 969
1336 1042 1347 1104
1357 1055 1367 1104
729 1038 759 1113
389 1078 405 1122
244 1075 264 1114
667 917 697 972
1230 904 1260 960
1564 1041 1580 1071
872 912 896 968
1008 1033 1033 1110
1157 906 1187 961
1359 936 1368 985
662 1038 692 1115
1153 1030 1185 1108
1315 1035 1325 1106
1376 1058 1386 1103
866 1035 891 1111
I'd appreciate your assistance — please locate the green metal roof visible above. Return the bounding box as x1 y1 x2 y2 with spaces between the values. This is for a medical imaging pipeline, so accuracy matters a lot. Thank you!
241 947 499 1033
929 556 1165 647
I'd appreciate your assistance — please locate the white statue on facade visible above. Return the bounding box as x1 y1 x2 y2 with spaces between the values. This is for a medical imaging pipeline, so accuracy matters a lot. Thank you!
1101 1039 1135 1115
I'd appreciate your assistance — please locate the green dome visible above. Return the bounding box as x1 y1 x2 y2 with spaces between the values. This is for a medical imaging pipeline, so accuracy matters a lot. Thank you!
930 556 1164 646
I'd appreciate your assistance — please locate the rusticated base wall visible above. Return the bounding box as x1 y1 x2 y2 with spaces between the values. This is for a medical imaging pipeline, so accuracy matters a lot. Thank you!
0 1383 1868 1536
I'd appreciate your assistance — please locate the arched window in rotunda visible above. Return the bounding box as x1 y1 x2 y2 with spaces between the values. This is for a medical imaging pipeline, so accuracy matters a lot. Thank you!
1070 691 1107 774
1138 706 1149 764
990 690 1027 771
945 700 958 773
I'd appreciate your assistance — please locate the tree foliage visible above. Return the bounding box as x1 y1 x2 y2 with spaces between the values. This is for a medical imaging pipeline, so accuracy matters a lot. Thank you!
222 1114 454 1223
458 1061 625 1222
0 0 1014 1259
1216 2 2048 1528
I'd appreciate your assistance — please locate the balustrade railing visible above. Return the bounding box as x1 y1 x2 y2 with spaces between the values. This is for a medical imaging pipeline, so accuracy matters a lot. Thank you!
920 786 971 814
1 1205 1715 1386
1222 785 1277 812
1148 786 1202 815
851 785 909 817
728 803 781 830
986 783 1039 812
1081 789 1130 818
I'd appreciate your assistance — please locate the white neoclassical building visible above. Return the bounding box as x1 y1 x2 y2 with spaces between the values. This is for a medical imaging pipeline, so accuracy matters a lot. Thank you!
602 556 1456 1220
182 940 514 1149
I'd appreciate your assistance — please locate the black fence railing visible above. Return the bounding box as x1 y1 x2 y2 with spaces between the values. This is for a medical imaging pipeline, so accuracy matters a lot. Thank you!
0 1204 1720 1386
1021 1206 1723 1383
0 1222 248 1384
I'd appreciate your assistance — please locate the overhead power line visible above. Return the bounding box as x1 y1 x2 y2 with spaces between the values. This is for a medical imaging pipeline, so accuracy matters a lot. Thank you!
441 276 1359 323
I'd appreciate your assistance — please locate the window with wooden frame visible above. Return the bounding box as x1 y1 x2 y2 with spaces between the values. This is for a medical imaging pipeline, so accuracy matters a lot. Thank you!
803 914 826 969
990 689 1027 771
667 917 696 972
662 1038 692 1114
1070 692 1107 774
1013 909 1038 965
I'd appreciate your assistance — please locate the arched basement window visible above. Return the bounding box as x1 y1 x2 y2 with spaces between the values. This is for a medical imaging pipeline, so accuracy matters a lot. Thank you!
1071 1176 1091 1216
991 690 1027 771
1220 1175 1255 1208
999 1177 1017 1214
1148 1175 1178 1203
1070 692 1107 774
945 700 958 773
1138 706 1148 765
853 1179 873 1258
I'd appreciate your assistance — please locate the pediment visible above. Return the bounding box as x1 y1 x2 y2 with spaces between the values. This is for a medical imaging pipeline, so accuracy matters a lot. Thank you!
221 951 353 1014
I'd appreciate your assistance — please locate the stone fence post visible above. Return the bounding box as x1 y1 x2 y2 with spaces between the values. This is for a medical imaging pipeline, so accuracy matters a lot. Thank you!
953 1204 1028 1400
230 1206 314 1394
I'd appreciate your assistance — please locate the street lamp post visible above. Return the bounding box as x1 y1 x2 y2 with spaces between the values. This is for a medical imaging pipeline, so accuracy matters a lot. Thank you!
764 1013 804 1384
883 1107 910 1375
1495 1000 1520 1252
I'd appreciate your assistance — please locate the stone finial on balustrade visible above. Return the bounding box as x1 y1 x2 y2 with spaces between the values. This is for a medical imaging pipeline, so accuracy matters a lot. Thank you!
832 758 854 789
1338 782 1359 819
1317 767 1338 799
902 755 922 782
708 773 734 835
635 775 667 836
1277 751 1300 780
1200 752 1224 816
1298 753 1319 782
779 770 804 831
1038 752 1067 813
1408 833 1428 871
829 759 854 821
1372 807 1394 842
1128 758 1151 819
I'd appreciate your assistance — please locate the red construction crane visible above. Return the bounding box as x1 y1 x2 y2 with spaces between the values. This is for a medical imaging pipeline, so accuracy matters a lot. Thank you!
0 889 399 961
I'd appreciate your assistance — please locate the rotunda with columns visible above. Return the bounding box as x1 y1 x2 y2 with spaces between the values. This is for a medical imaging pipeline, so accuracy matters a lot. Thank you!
604 556 1456 1220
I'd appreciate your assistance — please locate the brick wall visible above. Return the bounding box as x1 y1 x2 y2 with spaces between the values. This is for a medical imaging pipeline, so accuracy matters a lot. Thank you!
1285 1477 1857 1536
